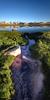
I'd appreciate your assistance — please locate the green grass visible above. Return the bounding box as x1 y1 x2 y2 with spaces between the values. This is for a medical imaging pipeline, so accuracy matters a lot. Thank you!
0 30 28 51
0 53 15 99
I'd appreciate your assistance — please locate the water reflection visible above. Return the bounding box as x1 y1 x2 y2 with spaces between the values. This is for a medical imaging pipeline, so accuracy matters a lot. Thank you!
0 26 50 33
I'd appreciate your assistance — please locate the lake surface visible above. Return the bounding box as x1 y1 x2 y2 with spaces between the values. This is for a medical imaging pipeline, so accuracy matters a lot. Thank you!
17 26 50 33
0 26 50 33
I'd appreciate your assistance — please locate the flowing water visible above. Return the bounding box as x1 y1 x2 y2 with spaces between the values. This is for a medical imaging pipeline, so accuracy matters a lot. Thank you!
21 37 45 100
12 35 45 100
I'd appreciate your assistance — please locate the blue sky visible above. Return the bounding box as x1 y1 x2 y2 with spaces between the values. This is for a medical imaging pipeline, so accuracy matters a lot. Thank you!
0 0 50 22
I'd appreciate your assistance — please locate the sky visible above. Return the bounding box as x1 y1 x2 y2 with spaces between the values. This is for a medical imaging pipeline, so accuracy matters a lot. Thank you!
0 0 50 22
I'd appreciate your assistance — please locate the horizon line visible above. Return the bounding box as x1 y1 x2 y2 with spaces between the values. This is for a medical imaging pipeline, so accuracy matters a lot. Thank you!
0 21 50 23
